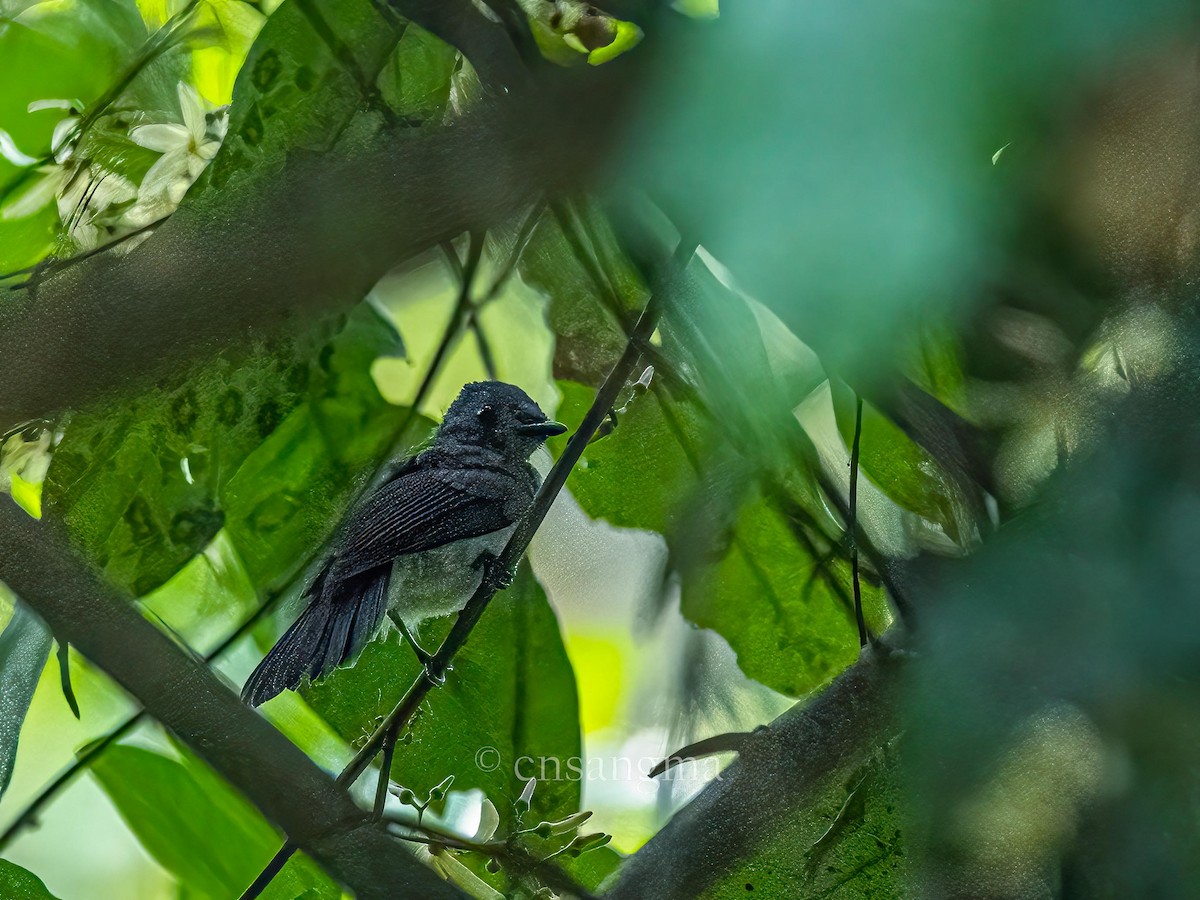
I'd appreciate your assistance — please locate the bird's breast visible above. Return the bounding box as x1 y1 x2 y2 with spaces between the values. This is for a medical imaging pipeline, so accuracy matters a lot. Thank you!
386 524 517 628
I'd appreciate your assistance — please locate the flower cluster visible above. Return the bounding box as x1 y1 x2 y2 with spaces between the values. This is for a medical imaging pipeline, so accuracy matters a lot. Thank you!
0 83 227 253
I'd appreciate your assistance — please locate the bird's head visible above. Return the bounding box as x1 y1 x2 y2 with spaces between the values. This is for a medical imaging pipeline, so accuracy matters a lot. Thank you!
437 382 567 459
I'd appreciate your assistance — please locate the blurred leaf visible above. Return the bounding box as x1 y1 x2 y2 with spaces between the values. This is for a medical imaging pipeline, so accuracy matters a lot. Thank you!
620 1 1194 376
0 859 60 900
906 369 1200 895
708 743 907 898
304 563 582 838
904 323 968 416
0 598 53 799
91 742 339 899
377 23 458 120
44 302 404 597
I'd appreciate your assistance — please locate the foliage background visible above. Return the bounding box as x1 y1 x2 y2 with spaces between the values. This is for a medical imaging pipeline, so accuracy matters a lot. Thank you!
2 0 1200 897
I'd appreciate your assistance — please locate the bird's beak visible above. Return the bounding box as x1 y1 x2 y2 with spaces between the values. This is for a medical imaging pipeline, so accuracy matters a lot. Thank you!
517 420 568 438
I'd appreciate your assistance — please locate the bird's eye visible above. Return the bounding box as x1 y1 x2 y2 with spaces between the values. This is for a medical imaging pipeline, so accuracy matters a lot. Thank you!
477 405 495 423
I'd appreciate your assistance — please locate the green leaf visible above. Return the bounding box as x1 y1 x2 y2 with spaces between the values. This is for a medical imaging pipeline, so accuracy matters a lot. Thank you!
707 743 907 898
829 378 963 538
680 488 876 698
90 742 339 899
0 597 53 799
44 302 405 597
304 563 582 837
562 844 623 893
0 859 61 900
517 198 648 382
377 23 458 120
208 0 455 193
554 379 703 535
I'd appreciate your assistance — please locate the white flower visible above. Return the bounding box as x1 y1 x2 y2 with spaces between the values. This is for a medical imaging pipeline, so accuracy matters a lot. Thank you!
2 161 134 252
2 164 68 220
473 798 500 843
130 82 225 208
56 166 137 250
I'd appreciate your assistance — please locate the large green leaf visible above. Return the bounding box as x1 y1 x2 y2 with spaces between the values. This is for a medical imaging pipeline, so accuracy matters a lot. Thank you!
43 302 405 597
0 859 61 900
303 563 582 855
208 0 456 194
90 742 339 899
517 199 648 382
707 743 907 898
0 596 53 800
554 379 703 536
680 489 882 698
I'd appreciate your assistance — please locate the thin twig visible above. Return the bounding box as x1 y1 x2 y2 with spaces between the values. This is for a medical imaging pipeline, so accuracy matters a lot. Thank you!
385 816 601 900
2 217 168 290
0 582 286 851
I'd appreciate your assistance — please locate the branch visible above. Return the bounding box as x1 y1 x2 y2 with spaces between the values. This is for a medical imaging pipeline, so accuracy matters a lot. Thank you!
0 498 465 900
0 34 633 434
0 566 294 851
604 640 906 900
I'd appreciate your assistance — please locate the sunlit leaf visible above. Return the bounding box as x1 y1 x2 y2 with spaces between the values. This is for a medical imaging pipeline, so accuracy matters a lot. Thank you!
91 742 339 898
554 379 702 535
680 489 879 698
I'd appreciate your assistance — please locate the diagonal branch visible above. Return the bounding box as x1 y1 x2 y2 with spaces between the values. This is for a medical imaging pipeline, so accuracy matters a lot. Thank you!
0 564 297 851
0 497 466 900
0 29 633 435
604 640 906 900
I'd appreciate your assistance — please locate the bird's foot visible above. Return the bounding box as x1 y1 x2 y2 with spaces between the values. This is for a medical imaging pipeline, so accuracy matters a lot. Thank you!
475 551 515 590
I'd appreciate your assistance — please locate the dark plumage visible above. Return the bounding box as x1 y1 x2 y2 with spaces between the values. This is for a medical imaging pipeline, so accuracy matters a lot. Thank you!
241 381 566 707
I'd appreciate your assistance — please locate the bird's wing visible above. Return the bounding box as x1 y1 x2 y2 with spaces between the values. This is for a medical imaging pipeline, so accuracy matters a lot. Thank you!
329 463 528 582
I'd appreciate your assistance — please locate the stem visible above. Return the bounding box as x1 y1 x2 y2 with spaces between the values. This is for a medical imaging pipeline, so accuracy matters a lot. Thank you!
0 582 285 851
849 394 868 648
372 720 402 821
238 841 295 900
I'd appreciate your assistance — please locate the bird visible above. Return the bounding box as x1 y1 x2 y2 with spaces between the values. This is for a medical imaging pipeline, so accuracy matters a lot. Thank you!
241 381 567 707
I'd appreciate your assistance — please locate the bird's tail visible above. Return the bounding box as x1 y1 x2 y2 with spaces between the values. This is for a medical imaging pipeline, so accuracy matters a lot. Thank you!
241 566 390 707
